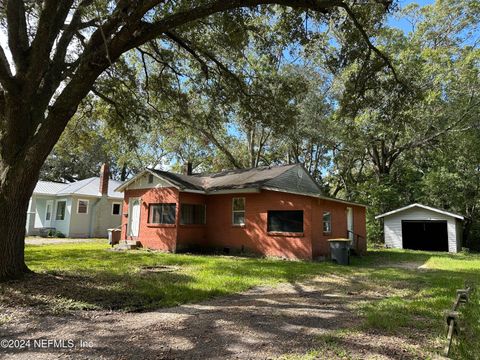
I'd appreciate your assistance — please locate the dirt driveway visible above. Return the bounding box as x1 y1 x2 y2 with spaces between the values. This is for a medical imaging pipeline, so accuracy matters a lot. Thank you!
1 275 432 360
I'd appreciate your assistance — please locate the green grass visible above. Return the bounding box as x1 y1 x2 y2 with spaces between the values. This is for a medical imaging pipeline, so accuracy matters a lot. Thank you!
2 242 480 359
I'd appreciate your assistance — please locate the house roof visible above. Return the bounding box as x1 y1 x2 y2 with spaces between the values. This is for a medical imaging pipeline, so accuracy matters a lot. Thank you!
116 164 367 207
149 164 298 192
33 177 124 199
375 203 464 220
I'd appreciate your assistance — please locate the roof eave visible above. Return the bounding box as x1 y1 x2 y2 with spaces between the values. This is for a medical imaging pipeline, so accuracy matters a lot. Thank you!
375 203 464 220
261 186 367 207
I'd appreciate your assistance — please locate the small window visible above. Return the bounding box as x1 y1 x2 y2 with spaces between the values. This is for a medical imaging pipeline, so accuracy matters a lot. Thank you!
112 203 121 215
323 211 332 234
232 197 245 225
45 203 52 221
77 199 89 214
56 201 66 220
148 174 154 184
267 210 303 233
181 204 206 225
149 203 176 224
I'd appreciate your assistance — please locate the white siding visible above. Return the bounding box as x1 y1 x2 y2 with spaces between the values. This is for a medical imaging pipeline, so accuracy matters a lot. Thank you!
455 219 463 252
383 207 459 253
127 173 172 190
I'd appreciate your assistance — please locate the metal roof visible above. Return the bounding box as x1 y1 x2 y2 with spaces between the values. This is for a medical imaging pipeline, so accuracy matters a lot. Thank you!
33 177 124 199
375 203 464 220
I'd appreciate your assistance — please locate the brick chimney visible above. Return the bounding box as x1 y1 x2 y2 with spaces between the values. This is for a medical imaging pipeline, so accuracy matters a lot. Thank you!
184 162 193 176
99 163 109 196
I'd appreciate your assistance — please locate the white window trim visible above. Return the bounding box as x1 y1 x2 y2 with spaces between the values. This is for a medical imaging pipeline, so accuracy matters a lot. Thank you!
112 202 122 216
56 200 67 221
45 200 53 222
323 211 332 234
77 199 89 214
232 197 246 225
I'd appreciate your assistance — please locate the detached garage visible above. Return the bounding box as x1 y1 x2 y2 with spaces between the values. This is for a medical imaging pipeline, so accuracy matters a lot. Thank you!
375 204 464 253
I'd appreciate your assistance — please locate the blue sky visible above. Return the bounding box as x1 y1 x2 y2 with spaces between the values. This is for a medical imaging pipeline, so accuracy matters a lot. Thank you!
387 0 435 32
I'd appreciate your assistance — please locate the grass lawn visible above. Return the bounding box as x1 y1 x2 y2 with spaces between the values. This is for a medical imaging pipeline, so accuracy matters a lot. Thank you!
1 241 479 359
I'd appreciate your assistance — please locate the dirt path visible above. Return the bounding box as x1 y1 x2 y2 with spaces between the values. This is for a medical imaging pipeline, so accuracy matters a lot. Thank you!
1 276 432 360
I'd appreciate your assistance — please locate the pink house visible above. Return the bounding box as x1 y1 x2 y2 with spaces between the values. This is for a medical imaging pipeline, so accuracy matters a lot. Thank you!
115 164 366 260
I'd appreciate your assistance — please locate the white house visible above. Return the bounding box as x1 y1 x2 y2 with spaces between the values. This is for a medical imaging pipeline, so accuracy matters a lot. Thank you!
26 164 124 238
375 203 464 253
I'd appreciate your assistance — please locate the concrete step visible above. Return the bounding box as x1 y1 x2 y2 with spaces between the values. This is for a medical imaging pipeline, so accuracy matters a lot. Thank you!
115 243 137 250
119 240 138 246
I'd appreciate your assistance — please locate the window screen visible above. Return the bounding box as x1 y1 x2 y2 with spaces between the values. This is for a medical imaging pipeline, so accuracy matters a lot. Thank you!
267 210 303 233
77 199 88 214
112 203 121 215
180 204 206 225
56 201 66 220
323 211 332 233
149 203 176 224
232 198 245 225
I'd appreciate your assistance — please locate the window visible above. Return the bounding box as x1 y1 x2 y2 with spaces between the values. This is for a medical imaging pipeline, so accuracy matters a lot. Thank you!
267 210 303 233
232 197 245 225
148 173 154 184
323 211 332 234
56 201 66 220
112 203 121 215
149 203 176 224
77 199 89 214
45 203 52 221
180 204 206 225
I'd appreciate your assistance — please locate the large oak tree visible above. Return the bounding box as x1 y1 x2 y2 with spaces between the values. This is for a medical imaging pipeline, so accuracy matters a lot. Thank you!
0 0 393 279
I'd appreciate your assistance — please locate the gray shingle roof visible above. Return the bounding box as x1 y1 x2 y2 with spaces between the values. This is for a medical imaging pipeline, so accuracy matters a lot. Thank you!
148 164 300 192
33 177 124 199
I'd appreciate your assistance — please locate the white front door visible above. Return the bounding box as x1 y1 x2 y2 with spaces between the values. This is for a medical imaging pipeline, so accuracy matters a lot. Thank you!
45 200 53 227
128 198 141 237
347 207 354 240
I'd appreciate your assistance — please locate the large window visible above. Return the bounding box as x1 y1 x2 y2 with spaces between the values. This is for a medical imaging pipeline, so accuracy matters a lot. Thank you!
232 198 245 225
323 211 332 234
149 203 176 224
56 201 66 220
77 199 89 214
267 210 303 233
180 204 206 225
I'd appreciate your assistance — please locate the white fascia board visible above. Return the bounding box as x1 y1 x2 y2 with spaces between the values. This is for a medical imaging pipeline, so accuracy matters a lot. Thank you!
375 203 464 220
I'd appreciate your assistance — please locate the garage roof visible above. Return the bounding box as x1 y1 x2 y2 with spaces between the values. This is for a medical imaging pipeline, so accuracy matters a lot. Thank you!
375 203 464 220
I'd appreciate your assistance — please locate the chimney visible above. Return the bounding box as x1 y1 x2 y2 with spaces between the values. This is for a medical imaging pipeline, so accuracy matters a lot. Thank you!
184 162 193 176
99 163 109 196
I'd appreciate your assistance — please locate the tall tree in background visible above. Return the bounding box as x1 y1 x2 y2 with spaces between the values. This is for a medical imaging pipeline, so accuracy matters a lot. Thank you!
0 0 394 279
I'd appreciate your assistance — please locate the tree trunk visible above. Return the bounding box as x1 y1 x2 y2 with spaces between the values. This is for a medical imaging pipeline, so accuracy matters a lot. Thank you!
0 163 39 280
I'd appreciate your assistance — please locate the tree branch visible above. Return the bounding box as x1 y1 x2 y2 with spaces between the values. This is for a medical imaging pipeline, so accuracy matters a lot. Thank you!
6 0 29 72
339 3 401 84
0 45 17 92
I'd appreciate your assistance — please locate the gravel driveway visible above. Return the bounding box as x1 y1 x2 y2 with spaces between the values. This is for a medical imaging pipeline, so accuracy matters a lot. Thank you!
1 275 432 360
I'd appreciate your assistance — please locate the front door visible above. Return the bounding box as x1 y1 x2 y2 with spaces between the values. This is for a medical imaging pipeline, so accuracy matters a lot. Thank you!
128 198 141 237
45 200 53 227
347 207 354 240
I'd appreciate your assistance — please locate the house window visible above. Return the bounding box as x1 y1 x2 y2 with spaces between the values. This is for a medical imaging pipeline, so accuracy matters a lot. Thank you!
267 210 303 233
232 197 245 225
180 204 206 225
112 203 121 215
148 173 154 184
77 199 89 214
323 211 332 234
45 203 52 221
56 201 66 220
149 203 176 224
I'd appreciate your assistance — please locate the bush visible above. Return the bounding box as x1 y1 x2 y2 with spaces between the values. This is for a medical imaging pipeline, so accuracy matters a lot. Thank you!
54 231 66 238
